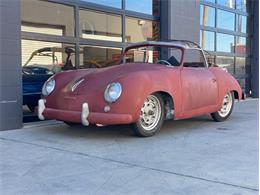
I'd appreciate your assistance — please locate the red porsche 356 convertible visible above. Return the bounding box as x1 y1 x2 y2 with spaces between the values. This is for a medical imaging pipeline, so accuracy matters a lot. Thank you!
38 40 244 137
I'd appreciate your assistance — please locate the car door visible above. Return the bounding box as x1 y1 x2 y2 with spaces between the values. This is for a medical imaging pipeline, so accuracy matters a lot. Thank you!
181 49 218 112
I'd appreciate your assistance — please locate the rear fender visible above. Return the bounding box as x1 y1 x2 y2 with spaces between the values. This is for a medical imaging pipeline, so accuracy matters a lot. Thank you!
210 68 244 108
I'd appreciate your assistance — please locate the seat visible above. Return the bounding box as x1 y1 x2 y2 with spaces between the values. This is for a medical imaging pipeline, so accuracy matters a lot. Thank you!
167 56 180 66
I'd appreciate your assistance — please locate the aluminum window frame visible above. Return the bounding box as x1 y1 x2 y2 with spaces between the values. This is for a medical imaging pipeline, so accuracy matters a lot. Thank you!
21 0 160 68
200 0 250 82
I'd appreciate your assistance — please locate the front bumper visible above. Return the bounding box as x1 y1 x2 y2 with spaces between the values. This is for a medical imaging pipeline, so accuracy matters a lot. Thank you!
37 99 133 126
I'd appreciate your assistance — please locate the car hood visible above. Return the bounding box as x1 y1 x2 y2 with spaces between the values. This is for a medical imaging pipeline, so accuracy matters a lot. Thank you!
67 63 168 93
85 63 166 79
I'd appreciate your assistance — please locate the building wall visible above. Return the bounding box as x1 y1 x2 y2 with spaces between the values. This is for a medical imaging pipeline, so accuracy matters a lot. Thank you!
160 0 200 43
0 0 22 130
169 0 200 43
160 0 200 60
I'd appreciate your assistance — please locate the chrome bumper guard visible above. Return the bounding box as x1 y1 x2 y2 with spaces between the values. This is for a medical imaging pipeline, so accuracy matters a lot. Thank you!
38 99 46 120
81 103 89 126
37 99 90 126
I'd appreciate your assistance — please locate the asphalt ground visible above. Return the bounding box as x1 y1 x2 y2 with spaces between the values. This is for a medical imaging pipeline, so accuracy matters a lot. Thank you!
1 99 259 195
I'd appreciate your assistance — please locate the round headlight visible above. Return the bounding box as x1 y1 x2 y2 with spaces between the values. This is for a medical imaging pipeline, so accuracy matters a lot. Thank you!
104 82 122 103
42 78 55 96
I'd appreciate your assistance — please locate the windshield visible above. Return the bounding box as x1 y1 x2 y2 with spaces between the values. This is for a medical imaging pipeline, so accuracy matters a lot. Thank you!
123 45 183 66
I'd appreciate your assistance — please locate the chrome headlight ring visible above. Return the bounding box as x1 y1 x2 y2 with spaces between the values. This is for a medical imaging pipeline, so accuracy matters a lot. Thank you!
104 82 122 103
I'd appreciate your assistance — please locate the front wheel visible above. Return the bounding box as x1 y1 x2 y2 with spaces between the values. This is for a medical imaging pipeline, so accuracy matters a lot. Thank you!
132 94 165 137
211 91 234 122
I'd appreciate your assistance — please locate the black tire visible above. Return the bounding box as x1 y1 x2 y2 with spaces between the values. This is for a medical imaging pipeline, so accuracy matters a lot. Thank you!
132 93 165 137
211 91 234 122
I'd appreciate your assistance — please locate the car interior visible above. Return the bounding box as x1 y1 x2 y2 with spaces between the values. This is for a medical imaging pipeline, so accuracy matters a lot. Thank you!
182 49 206 68
166 56 180 66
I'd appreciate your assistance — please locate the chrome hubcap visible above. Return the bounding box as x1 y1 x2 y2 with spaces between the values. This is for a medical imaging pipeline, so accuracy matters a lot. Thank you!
139 95 161 131
218 92 232 117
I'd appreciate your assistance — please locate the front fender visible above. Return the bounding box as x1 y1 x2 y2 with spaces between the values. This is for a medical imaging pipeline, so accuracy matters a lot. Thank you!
103 70 180 122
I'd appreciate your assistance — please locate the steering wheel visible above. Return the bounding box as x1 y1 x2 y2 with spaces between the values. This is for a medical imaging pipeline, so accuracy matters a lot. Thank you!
157 60 172 66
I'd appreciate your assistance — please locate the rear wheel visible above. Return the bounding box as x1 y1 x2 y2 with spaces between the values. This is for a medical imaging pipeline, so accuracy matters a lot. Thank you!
132 94 165 137
211 91 234 122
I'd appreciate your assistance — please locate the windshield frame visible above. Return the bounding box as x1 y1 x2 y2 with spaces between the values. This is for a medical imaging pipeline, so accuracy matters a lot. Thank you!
121 43 185 66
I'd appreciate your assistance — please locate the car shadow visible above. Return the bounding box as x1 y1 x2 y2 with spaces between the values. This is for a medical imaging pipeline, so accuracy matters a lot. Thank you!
42 115 214 139
42 122 133 139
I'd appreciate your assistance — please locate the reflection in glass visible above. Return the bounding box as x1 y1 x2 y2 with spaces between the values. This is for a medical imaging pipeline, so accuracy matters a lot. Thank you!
80 10 122 42
236 0 247 12
125 0 159 15
236 15 247 33
200 5 215 27
21 1 74 37
22 40 75 73
79 45 122 68
200 30 215 51
235 57 246 75
126 17 159 43
217 9 235 30
81 0 122 8
217 0 235 8
217 33 234 52
235 36 246 54
216 56 234 74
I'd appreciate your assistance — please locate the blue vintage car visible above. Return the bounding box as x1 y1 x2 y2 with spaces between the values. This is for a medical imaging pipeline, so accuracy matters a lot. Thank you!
22 47 75 112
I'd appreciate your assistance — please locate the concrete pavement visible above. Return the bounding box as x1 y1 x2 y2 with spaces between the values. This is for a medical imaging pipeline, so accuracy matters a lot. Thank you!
0 99 258 195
